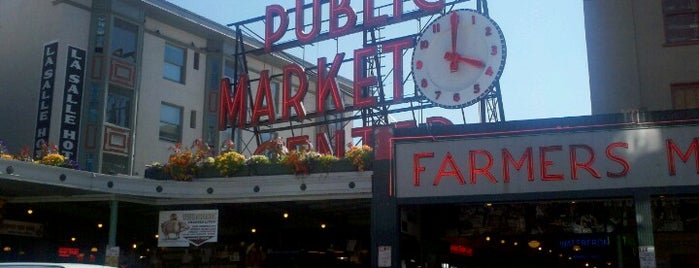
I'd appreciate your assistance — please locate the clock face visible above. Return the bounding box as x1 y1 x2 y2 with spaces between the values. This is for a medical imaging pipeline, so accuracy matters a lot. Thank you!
411 9 506 109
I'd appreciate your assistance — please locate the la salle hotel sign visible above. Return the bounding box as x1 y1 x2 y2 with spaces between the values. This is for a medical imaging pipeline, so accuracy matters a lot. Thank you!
219 0 447 131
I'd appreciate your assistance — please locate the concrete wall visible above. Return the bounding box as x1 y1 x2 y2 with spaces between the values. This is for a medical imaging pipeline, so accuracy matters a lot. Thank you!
584 0 699 114
0 0 91 153
133 17 209 172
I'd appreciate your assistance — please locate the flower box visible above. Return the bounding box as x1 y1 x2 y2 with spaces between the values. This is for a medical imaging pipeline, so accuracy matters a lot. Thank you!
145 167 169 180
249 163 291 176
310 159 357 173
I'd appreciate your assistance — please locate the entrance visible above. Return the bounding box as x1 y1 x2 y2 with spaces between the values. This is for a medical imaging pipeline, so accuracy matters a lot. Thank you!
400 199 640 268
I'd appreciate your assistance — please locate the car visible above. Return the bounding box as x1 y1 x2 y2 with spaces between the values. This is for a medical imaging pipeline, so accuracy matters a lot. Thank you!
0 263 116 268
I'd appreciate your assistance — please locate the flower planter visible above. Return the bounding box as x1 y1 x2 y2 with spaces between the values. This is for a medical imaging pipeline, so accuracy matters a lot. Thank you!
144 167 169 180
311 159 357 173
249 163 290 176
195 166 222 178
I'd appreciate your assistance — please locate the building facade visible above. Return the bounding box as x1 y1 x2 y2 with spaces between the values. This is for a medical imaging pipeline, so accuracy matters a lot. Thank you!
3 0 699 267
373 2 699 267
0 0 353 177
584 0 699 114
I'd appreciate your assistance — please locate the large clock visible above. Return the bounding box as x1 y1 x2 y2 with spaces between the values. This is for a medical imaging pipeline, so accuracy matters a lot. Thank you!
411 9 506 109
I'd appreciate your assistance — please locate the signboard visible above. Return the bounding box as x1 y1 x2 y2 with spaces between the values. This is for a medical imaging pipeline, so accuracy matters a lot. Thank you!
220 1 467 129
0 219 44 237
105 246 119 267
395 125 699 198
378 245 391 267
639 246 657 268
34 41 58 156
158 210 218 247
58 46 86 160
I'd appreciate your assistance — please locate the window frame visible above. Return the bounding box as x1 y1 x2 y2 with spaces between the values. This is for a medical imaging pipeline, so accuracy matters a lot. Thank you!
662 0 699 45
671 82 699 109
105 86 133 128
159 102 183 143
163 43 186 83
111 17 138 62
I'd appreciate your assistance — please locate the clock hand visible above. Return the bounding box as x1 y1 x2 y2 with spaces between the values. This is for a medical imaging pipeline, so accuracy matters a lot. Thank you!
449 12 460 72
444 52 485 69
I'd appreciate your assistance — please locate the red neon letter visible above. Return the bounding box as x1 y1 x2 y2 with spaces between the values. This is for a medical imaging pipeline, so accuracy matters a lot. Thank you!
394 120 417 129
570 144 601 180
317 53 346 114
470 150 497 184
413 0 445 13
353 46 377 108
316 132 333 155
218 76 248 130
295 0 321 44
329 0 357 38
606 142 630 178
666 138 699 176
287 135 310 151
381 37 413 102
363 0 388 27
413 152 434 186
334 129 346 158
539 145 564 181
434 152 466 186
282 64 308 121
265 5 288 52
393 0 403 20
502 147 533 183
251 70 276 126
351 126 373 146
426 116 453 126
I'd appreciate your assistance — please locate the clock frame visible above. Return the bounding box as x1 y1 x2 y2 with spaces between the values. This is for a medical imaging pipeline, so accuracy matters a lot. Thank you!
411 9 506 109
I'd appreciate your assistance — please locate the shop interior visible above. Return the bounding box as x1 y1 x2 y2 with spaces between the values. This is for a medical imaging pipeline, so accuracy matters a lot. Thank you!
400 198 640 268
0 199 371 267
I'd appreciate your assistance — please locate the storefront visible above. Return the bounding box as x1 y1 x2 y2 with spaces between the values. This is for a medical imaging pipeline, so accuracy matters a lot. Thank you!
389 112 699 268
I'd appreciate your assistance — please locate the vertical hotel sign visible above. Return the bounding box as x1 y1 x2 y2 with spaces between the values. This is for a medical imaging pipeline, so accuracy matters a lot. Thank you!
34 41 58 156
59 46 86 160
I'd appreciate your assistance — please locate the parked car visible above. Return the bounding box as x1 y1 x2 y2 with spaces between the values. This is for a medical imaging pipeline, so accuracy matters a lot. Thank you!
0 263 115 268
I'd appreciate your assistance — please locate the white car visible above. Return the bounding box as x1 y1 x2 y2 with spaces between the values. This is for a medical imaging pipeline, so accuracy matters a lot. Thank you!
0 263 116 268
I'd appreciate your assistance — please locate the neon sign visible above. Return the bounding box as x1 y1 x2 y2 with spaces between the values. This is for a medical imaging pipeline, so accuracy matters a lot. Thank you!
220 0 451 129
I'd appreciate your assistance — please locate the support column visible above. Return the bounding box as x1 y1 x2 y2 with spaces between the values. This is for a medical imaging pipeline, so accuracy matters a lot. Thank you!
108 199 118 247
634 192 657 268
371 158 398 268
371 126 399 268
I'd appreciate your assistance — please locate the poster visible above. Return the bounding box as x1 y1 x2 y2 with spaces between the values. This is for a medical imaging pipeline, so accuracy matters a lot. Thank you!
105 246 119 267
378 246 391 267
639 246 657 268
158 209 218 247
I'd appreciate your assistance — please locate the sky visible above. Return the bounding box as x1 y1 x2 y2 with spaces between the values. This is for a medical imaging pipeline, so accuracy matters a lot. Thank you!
167 0 591 124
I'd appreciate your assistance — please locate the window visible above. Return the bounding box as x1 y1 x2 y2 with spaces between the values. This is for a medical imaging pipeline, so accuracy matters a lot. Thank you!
106 87 132 128
663 0 699 44
101 153 129 175
111 18 138 62
164 44 186 83
190 110 196 128
672 82 699 109
160 103 182 142
193 52 200 70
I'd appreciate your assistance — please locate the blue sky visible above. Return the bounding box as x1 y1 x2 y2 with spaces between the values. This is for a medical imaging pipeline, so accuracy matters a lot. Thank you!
167 0 590 123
